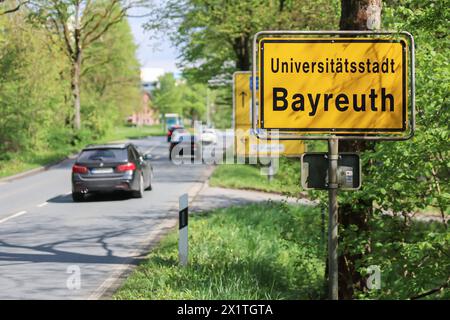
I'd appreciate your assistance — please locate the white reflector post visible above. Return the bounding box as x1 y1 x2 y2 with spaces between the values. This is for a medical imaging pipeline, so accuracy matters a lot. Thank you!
179 193 189 266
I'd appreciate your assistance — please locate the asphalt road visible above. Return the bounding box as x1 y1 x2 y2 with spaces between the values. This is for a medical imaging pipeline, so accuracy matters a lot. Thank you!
0 136 212 299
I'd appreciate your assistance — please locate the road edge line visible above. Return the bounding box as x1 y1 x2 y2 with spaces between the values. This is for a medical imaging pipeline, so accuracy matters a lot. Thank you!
0 211 27 225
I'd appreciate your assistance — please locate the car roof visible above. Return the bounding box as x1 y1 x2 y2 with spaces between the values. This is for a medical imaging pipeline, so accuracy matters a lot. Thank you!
82 143 131 151
173 129 189 134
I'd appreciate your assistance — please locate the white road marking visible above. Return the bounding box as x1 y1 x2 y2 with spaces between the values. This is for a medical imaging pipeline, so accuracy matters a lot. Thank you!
0 211 27 224
37 202 48 208
144 141 164 154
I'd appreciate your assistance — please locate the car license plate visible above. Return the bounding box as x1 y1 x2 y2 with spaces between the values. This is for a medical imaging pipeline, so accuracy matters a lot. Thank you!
91 168 113 174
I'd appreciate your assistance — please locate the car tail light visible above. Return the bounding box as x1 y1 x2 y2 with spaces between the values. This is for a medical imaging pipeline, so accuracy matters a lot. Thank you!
72 165 88 174
116 162 136 172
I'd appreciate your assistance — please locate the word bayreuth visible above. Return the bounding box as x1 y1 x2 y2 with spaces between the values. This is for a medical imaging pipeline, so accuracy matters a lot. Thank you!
259 38 408 132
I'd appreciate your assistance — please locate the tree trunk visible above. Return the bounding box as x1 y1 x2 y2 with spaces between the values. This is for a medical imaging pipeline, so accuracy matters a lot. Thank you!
233 34 251 71
337 0 382 300
340 0 382 31
71 54 82 131
72 2 82 131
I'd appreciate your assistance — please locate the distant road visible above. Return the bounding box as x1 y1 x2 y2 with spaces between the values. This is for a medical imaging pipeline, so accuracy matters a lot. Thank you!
0 136 211 299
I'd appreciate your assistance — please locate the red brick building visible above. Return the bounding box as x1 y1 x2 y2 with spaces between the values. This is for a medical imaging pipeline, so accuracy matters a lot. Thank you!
127 91 159 126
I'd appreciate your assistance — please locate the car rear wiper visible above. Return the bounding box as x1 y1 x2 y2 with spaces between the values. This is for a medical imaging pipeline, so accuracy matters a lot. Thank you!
90 156 105 161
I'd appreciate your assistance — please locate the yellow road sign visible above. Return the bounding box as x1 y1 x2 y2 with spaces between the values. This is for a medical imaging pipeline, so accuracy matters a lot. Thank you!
233 71 305 156
234 71 252 130
259 38 407 133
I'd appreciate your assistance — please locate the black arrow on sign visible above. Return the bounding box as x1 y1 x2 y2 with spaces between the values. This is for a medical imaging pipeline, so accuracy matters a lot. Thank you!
239 91 247 108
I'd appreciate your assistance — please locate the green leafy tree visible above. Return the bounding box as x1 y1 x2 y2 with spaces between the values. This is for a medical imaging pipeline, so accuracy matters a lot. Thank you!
145 0 340 129
316 0 450 299
145 0 340 82
181 83 207 125
152 73 184 116
361 0 449 299
82 16 141 138
0 10 68 156
0 0 142 157
24 0 144 131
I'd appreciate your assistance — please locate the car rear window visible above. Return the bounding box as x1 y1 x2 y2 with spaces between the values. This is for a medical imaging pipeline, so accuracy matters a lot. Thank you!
78 148 127 162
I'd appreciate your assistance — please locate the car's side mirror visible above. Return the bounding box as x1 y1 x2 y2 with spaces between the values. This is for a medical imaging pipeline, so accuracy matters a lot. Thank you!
143 153 152 161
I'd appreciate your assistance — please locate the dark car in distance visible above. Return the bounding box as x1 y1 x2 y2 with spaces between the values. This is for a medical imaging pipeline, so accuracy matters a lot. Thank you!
71 143 153 202
169 130 201 161
167 124 184 142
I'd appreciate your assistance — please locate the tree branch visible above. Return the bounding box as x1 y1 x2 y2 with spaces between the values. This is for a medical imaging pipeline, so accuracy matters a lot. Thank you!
82 6 128 48
0 0 29 15
410 277 450 300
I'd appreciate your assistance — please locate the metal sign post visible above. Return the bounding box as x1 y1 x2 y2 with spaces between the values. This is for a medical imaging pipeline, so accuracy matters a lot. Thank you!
328 137 339 300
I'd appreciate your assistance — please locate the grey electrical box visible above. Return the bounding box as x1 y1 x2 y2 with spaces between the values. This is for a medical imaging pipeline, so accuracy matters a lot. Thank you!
301 153 361 190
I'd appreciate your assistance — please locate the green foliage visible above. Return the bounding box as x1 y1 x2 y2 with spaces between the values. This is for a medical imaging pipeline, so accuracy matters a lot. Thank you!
114 202 326 300
146 0 340 129
0 2 142 175
114 200 449 300
210 86 233 128
367 0 450 218
146 0 340 82
0 12 68 154
327 0 450 218
152 73 184 115
82 17 141 128
0 124 164 179
306 0 450 299
357 218 450 300
354 1 450 298
182 82 207 122
153 73 207 123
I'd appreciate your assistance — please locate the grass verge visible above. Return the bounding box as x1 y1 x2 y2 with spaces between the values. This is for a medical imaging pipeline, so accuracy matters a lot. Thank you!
114 201 449 300
114 202 326 300
0 124 164 179
209 157 302 196
99 124 165 142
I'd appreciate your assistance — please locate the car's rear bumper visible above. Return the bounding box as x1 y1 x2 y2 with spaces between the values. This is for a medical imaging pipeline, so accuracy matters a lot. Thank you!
72 175 137 193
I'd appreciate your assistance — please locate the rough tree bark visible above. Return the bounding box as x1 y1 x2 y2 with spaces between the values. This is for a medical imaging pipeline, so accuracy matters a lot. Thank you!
338 0 382 300
233 34 251 71
72 2 82 131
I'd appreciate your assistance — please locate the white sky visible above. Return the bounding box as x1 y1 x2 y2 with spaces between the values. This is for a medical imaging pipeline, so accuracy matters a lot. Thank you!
127 5 180 77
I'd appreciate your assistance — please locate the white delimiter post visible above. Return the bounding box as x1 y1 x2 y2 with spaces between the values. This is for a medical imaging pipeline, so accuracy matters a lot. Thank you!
179 193 189 266
268 158 274 182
